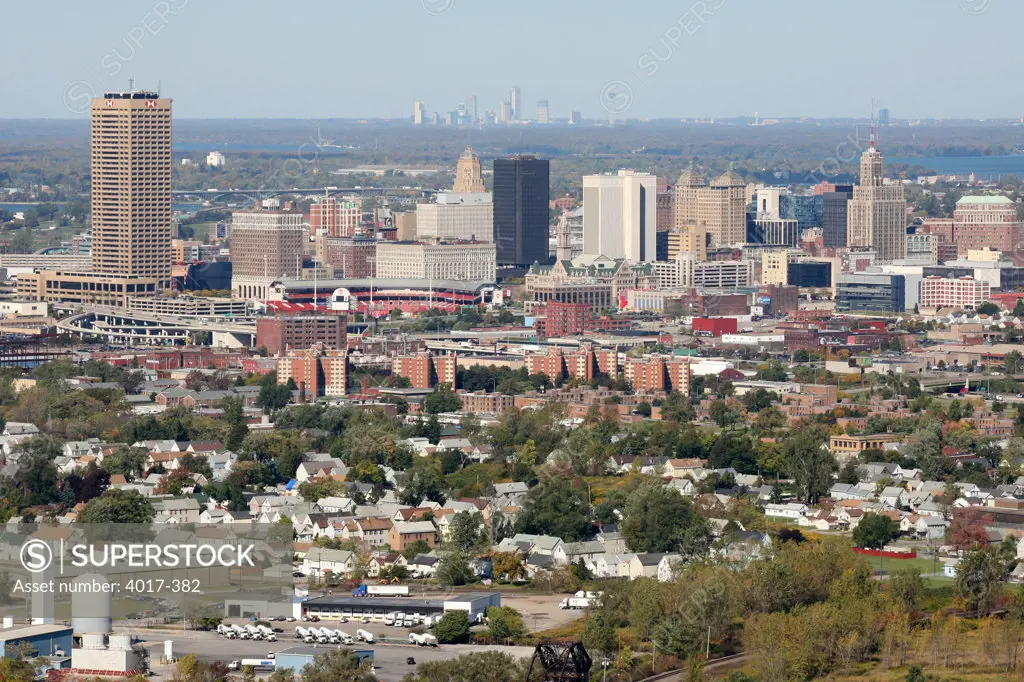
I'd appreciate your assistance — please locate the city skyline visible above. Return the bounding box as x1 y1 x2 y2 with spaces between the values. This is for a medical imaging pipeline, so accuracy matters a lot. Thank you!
1 0 1021 120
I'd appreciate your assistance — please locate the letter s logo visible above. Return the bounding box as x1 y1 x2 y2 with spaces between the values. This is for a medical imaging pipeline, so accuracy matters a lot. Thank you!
21 540 53 573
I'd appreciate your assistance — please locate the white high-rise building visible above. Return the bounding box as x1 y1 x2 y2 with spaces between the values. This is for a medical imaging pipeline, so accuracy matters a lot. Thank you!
413 101 426 125
206 151 226 167
415 193 493 242
510 86 521 120
582 170 658 262
536 99 549 124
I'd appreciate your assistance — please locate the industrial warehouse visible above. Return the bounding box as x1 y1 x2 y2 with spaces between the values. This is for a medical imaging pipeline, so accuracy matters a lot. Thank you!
300 592 501 624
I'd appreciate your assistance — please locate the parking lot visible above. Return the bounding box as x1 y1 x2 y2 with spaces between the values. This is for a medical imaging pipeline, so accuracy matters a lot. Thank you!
135 629 534 682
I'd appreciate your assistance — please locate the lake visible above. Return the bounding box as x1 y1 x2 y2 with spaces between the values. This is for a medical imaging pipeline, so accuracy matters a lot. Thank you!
888 155 1024 178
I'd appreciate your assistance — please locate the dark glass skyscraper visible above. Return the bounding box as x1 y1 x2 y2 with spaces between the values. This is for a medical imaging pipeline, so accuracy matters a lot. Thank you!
493 155 550 266
822 185 854 248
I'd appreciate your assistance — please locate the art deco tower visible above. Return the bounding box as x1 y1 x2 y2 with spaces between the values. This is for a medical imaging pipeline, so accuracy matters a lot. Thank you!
453 146 486 193
847 131 907 264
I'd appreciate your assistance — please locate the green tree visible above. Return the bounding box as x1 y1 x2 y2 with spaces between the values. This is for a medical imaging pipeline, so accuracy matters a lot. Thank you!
400 651 530 682
222 396 249 451
423 383 462 414
433 611 471 644
448 511 487 553
101 445 149 480
782 425 836 503
621 482 711 556
257 382 292 413
709 399 738 429
436 550 473 586
80 489 155 524
299 648 377 682
661 391 696 423
581 611 618 658
852 513 898 549
485 606 526 643
515 477 593 541
956 544 1015 615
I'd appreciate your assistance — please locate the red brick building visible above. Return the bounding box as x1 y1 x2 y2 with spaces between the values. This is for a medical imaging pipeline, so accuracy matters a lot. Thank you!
392 352 457 389
277 345 349 398
316 236 376 278
542 302 590 338
256 314 347 356
623 356 690 394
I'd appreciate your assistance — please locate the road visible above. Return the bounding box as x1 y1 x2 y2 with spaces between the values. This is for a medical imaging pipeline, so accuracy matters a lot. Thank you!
131 628 534 682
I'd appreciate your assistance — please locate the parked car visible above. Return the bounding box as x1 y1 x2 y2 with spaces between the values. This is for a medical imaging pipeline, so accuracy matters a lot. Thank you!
407 657 416 665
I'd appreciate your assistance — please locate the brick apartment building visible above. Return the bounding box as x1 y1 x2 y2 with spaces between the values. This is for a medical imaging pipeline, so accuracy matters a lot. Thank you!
543 302 590 337
256 314 348 356
391 352 457 389
277 345 349 398
623 356 691 394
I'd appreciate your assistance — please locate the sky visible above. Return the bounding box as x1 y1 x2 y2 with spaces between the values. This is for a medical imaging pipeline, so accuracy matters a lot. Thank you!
0 0 1020 120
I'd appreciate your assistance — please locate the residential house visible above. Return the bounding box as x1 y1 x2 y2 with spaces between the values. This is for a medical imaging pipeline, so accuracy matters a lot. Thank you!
765 503 809 520
301 547 355 577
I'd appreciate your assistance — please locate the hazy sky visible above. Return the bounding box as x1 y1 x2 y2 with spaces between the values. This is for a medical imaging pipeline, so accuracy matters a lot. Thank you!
1 0 1019 120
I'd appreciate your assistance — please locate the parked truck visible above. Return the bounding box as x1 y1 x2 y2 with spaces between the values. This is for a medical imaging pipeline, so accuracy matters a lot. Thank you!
296 627 314 644
217 624 234 638
231 625 248 639
558 597 594 610
227 659 275 671
355 629 374 644
316 627 336 644
257 625 277 642
335 630 354 645
409 632 438 647
352 584 410 597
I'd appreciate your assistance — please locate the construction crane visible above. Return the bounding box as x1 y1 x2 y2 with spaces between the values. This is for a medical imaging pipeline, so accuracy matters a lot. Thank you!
525 641 592 682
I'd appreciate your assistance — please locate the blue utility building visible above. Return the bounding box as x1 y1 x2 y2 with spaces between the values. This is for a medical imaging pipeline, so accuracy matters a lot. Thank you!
0 624 73 658
274 646 374 672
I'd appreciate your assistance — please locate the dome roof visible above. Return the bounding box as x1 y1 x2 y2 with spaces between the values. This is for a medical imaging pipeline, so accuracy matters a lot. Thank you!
676 164 706 187
711 168 744 187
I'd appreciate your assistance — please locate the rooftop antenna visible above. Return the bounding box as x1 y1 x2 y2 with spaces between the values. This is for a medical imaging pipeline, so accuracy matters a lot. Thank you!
157 80 161 97
870 98 877 149
128 77 135 93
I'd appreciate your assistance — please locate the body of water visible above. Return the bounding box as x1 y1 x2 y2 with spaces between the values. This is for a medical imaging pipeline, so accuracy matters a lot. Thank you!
0 203 41 212
888 155 1024 178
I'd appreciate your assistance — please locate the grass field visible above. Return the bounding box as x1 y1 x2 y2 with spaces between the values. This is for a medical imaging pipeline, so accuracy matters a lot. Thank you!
860 555 951 579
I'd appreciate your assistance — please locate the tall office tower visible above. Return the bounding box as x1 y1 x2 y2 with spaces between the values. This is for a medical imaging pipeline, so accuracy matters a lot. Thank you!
453 145 486 193
510 86 521 120
493 155 550 266
822 185 854 247
466 95 478 124
536 99 550 124
310 196 361 237
568 111 581 125
499 100 511 123
673 164 706 231
674 165 746 248
847 134 906 264
230 210 306 299
91 90 173 288
413 101 425 125
582 170 657 262
878 108 890 126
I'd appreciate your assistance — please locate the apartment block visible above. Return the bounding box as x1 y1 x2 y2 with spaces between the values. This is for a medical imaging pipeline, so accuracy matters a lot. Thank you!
277 345 349 398
391 352 457 389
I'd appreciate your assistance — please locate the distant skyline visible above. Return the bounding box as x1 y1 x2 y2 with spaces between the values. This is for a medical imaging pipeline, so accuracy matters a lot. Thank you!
1 0 1020 120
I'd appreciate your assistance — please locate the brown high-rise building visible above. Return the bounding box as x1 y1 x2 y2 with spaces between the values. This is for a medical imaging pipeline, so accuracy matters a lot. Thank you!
453 146 486 193
17 90 173 305
674 165 746 249
847 136 907 264
230 209 306 299
91 91 173 284
256 314 348 356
